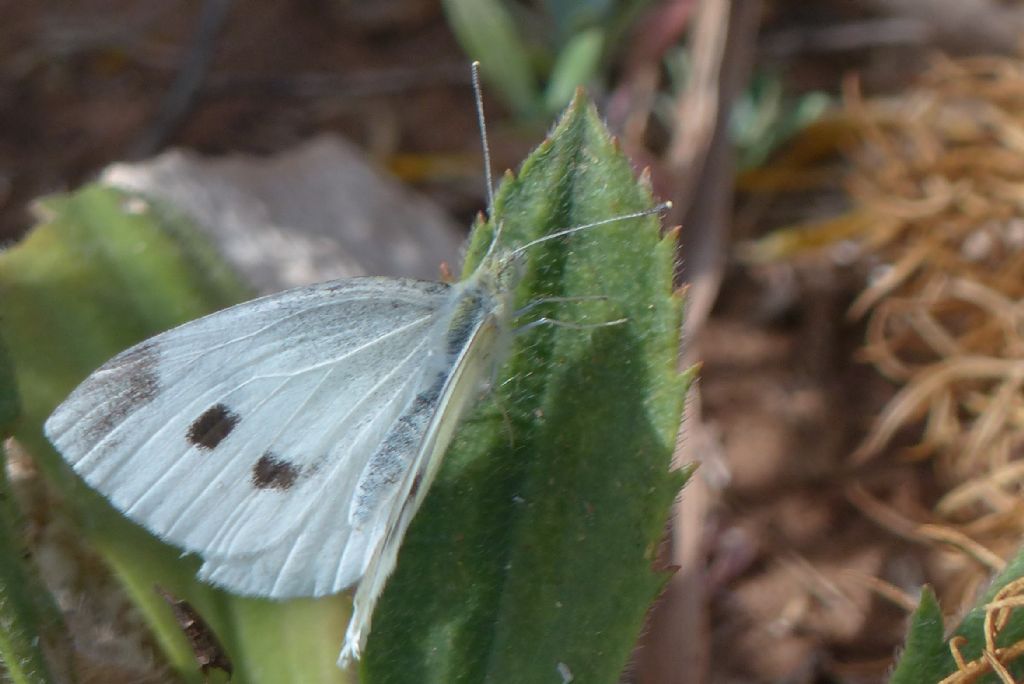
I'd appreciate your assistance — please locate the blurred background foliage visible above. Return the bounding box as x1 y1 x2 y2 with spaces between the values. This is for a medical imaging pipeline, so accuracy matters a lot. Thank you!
442 0 654 116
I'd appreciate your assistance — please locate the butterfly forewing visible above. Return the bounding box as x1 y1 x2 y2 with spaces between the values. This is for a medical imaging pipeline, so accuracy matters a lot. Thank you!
46 277 453 597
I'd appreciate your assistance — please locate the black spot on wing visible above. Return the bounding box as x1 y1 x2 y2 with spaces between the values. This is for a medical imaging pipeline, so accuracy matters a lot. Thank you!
82 341 161 443
251 452 300 490
187 403 239 450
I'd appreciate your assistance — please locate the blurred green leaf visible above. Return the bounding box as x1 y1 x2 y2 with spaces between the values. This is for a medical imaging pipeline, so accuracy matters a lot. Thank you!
0 340 64 684
364 91 690 683
443 0 657 116
0 335 16 434
730 71 831 171
543 0 615 36
544 27 605 112
0 457 63 684
442 0 538 115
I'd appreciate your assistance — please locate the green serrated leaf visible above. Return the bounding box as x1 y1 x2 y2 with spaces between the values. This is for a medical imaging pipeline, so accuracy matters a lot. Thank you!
890 547 1024 683
0 186 352 684
941 546 1024 682
364 91 688 683
889 588 948 684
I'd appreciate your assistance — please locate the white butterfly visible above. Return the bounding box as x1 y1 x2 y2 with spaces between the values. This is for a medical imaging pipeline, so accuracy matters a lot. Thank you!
45 247 502 665
43 67 668 668
43 205 661 666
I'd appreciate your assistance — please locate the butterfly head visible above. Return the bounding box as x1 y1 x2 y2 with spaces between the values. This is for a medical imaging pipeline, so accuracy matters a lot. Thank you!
474 244 526 314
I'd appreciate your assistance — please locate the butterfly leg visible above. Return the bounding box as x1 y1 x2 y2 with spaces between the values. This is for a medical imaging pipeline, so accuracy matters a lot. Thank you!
513 316 628 335
512 294 609 318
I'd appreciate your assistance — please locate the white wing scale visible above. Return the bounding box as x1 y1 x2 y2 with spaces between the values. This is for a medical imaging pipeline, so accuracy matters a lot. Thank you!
46 277 454 598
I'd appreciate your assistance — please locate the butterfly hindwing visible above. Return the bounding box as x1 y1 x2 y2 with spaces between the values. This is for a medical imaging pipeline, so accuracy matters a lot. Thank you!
45 276 454 597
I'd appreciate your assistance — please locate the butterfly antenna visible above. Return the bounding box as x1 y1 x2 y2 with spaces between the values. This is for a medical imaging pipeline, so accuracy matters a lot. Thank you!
510 201 673 257
471 61 506 265
472 61 496 219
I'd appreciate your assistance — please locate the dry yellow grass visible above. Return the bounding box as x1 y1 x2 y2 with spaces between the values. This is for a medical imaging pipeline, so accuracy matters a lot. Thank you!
742 54 1024 621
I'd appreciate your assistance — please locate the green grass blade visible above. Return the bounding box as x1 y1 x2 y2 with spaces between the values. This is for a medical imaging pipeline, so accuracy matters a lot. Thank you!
364 91 690 683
